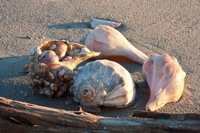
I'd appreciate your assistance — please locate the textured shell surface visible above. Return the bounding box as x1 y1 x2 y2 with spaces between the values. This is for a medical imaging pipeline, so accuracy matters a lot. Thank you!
70 59 136 107
24 40 100 97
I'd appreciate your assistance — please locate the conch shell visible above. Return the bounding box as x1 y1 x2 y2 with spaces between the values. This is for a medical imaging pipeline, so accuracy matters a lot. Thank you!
142 54 186 111
85 25 148 64
70 59 136 112
24 40 100 97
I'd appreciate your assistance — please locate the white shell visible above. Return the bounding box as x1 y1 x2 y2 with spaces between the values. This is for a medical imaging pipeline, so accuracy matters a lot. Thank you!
142 54 186 111
50 44 57 50
70 59 136 107
91 19 121 28
80 47 90 54
29 46 42 62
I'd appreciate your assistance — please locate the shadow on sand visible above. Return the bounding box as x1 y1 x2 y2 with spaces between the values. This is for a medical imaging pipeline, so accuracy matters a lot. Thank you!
47 21 128 32
0 54 149 117
48 22 91 29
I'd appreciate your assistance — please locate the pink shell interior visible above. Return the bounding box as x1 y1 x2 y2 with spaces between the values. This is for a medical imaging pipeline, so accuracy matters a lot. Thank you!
142 54 186 111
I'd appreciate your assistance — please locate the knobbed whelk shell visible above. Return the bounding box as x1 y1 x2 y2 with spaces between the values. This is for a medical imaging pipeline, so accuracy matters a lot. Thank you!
24 40 100 97
85 25 148 64
142 54 186 111
70 59 136 111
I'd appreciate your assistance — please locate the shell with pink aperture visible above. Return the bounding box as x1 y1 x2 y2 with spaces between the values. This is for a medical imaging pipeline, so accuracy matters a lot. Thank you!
142 54 186 111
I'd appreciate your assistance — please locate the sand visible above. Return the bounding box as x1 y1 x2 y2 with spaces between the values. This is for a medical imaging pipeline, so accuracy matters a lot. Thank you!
0 0 199 117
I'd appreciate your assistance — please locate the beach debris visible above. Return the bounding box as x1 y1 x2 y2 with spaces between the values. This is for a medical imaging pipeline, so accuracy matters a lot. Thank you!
70 59 136 113
91 19 121 28
85 25 148 64
142 54 186 111
24 40 100 97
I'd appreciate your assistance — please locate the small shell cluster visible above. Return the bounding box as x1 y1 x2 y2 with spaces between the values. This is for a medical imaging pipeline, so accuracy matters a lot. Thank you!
70 59 136 108
24 40 100 97
28 40 90 64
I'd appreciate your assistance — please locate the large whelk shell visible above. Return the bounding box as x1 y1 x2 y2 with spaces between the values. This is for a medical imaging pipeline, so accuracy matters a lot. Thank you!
24 40 100 97
85 25 148 64
142 54 186 111
70 59 136 110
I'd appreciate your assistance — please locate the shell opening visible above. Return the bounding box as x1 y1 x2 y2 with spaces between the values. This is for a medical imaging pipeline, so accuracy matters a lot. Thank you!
80 86 95 102
82 89 89 96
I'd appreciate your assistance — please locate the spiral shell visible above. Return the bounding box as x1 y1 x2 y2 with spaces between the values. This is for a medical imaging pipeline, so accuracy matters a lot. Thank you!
70 59 136 108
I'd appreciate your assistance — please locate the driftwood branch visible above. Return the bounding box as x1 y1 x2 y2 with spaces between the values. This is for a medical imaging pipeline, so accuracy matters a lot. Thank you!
0 96 199 132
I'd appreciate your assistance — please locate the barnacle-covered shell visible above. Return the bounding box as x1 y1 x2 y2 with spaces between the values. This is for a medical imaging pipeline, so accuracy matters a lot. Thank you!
70 59 136 108
28 63 75 97
24 40 100 97
142 54 186 111
28 40 89 63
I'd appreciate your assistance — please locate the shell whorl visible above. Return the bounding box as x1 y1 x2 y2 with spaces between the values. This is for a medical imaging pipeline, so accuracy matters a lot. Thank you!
70 59 136 107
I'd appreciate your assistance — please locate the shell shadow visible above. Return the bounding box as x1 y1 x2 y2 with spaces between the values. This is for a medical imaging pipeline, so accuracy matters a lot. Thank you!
0 55 29 79
47 21 127 32
47 22 91 29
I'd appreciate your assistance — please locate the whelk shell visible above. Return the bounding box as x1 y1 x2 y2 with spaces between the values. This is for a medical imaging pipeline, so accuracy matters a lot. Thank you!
142 54 186 111
85 25 148 64
70 59 136 111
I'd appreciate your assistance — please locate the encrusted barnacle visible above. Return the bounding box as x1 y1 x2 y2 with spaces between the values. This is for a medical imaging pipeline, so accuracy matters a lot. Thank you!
24 40 100 97
28 40 89 63
70 59 136 112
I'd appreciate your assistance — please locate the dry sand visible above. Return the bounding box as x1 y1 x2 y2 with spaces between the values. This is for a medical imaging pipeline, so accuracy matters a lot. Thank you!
0 0 199 117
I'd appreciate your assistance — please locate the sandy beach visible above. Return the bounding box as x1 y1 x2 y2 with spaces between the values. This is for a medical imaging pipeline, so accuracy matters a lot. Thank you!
0 0 199 117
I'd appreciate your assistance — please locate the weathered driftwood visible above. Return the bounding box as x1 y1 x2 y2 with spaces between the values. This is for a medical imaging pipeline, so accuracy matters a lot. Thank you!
0 96 199 133
132 110 200 120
